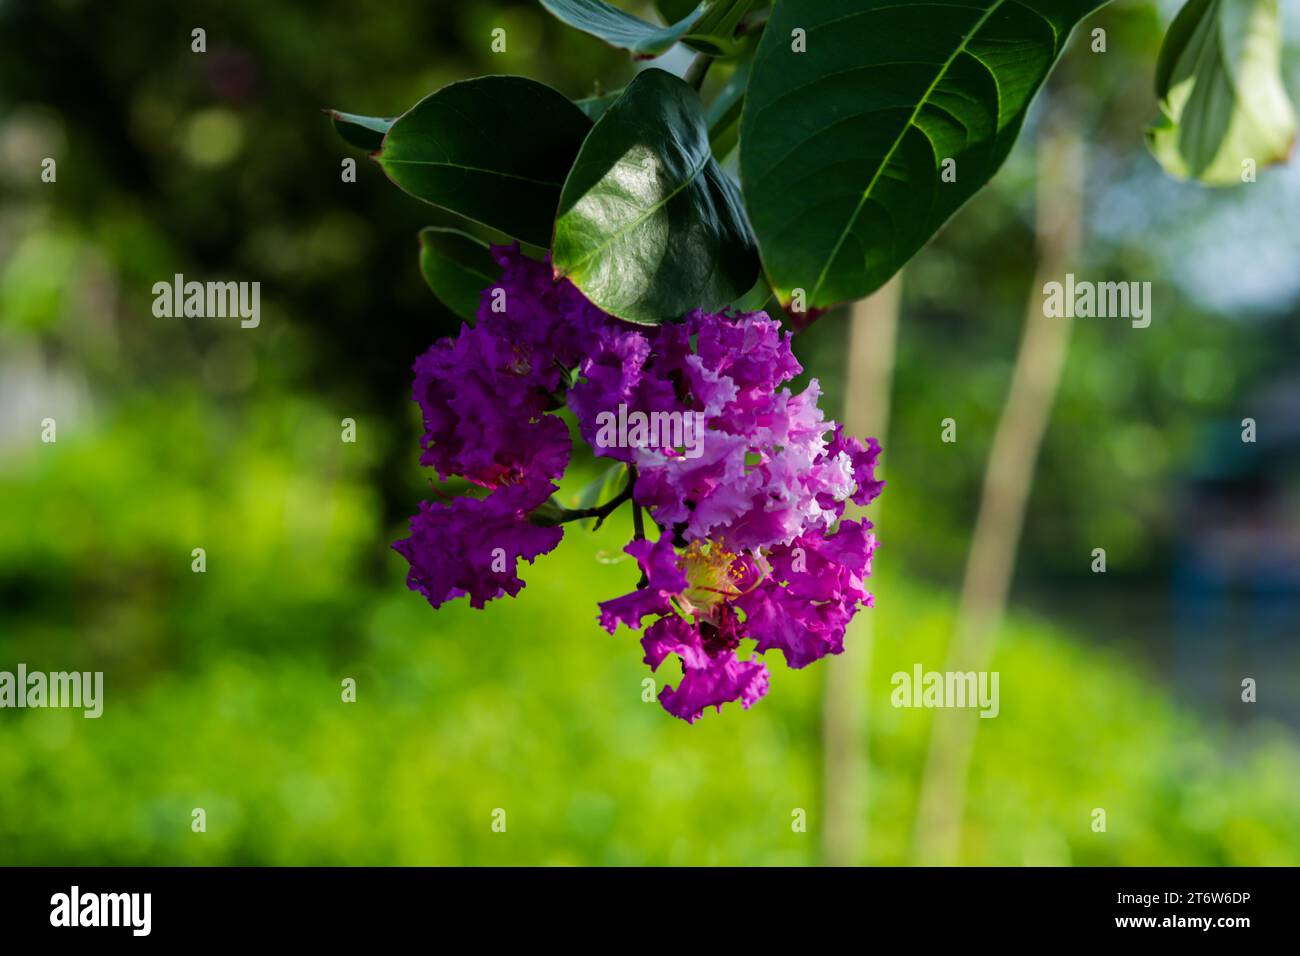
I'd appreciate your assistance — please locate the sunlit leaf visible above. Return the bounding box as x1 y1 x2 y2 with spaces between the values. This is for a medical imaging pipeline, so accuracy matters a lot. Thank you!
1146 0 1296 186
740 0 1105 310
553 68 760 325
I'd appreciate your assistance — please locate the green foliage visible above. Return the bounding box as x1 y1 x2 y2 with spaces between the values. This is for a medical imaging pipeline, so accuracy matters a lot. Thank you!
552 69 759 324
679 0 763 57
656 0 706 26
740 0 1105 309
538 0 706 56
2 409 1297 864
575 87 623 120
705 52 751 160
1146 0 1297 185
374 76 592 246
417 227 500 321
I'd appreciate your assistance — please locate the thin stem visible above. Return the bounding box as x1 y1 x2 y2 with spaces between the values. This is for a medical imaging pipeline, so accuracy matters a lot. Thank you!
684 52 713 92
543 482 633 528
632 501 647 587
630 463 645 541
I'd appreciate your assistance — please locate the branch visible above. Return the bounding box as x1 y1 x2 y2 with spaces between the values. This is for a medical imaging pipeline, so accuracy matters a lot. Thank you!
555 482 633 528
530 465 637 529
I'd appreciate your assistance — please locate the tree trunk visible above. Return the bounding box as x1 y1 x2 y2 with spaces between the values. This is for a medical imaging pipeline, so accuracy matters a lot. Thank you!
822 274 901 866
911 120 1084 866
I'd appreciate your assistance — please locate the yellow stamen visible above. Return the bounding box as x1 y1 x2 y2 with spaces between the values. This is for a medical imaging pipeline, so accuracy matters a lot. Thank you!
680 540 742 616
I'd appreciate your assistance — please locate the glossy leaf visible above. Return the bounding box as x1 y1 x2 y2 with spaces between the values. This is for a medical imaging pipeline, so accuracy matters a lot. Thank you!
325 110 394 151
376 76 592 247
553 68 761 325
417 228 500 321
539 0 705 56
740 0 1105 309
1146 0 1296 186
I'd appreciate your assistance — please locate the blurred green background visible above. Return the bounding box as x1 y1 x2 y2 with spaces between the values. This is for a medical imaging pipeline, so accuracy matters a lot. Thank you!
1 0 1298 865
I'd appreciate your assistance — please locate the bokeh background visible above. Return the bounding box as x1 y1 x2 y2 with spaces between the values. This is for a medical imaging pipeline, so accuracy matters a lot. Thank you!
1 0 1297 865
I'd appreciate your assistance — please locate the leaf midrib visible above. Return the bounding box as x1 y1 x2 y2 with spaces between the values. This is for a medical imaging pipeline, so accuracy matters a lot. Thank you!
557 147 712 278
808 0 1010 303
382 157 565 188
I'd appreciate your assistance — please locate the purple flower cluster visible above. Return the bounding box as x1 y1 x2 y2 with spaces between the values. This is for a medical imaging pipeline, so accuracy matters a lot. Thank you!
394 247 883 722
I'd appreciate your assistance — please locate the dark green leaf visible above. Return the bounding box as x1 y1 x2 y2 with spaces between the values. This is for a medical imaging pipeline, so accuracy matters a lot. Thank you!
740 0 1105 309
376 76 592 246
657 0 702 23
417 228 500 321
325 110 394 151
731 272 773 312
1146 0 1296 185
576 88 624 121
539 0 705 56
553 68 760 325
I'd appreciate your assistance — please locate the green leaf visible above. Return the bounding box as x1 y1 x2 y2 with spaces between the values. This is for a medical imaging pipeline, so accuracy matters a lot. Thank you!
417 228 500 321
656 0 701 23
740 0 1105 310
553 68 761 325
571 462 627 530
575 88 624 121
682 0 763 57
324 110 394 151
731 272 773 312
539 0 706 56
375 76 592 247
1146 0 1296 186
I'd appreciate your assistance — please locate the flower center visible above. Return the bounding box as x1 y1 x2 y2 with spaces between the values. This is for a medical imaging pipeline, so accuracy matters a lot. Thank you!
680 540 741 618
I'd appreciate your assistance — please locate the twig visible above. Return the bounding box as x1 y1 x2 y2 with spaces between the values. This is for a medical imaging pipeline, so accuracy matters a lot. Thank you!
632 502 647 587
542 482 633 528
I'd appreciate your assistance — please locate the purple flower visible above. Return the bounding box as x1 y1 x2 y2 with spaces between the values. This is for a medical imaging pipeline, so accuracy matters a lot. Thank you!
569 307 880 553
399 246 605 608
826 425 885 509
734 520 877 669
597 521 876 721
597 537 688 632
393 476 564 610
641 613 770 723
394 246 886 723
